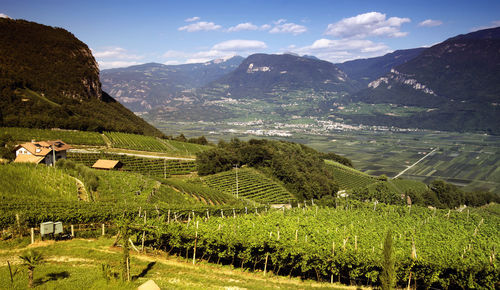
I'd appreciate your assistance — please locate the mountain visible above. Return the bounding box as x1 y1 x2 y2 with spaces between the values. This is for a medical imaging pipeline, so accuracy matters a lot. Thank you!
336 48 426 86
203 53 358 99
345 26 500 134
100 56 244 112
0 18 163 136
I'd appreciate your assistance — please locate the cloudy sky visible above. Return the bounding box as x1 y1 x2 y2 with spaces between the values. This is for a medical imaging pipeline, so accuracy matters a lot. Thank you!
2 0 499 69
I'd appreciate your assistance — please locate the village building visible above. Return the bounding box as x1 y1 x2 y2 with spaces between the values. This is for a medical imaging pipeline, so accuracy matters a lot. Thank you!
92 159 123 170
13 140 71 166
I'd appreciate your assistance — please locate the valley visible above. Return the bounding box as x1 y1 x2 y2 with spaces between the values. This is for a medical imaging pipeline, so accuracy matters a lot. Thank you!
150 119 500 195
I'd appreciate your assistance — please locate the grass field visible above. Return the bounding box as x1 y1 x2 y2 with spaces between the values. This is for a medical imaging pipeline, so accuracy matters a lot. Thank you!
0 238 350 289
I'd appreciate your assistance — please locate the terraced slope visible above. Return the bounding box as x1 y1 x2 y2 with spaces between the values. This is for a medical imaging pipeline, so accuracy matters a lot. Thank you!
202 168 294 204
104 131 209 155
325 159 378 189
67 152 196 177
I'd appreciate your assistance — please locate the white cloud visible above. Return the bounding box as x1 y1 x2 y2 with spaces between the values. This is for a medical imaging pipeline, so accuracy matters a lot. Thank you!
0 13 10 19
185 16 200 22
163 60 181 65
178 21 222 32
293 38 391 63
471 20 500 31
162 40 266 64
325 12 410 38
418 19 443 27
98 61 142 69
227 22 258 32
260 24 271 30
212 39 267 51
269 20 307 35
92 47 143 60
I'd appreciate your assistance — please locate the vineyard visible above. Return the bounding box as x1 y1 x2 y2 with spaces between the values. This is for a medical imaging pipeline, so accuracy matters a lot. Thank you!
163 178 245 206
67 152 197 177
202 168 294 204
139 203 500 289
325 159 377 189
104 131 209 155
0 127 105 145
0 163 78 202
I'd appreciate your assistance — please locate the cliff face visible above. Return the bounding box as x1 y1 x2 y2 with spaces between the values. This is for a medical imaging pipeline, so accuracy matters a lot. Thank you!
0 18 162 136
0 18 102 101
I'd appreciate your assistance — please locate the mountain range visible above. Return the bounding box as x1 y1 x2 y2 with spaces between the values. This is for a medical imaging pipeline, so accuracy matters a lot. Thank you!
348 26 500 133
100 56 243 112
103 26 500 134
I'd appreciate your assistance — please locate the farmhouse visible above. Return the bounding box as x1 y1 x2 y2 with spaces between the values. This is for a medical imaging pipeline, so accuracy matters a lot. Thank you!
92 159 123 170
14 140 71 166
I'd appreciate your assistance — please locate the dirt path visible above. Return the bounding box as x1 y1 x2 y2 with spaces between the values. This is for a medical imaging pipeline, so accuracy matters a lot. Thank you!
73 177 88 201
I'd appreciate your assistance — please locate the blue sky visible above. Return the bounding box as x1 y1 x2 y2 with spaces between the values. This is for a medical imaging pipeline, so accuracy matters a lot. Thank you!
2 0 499 69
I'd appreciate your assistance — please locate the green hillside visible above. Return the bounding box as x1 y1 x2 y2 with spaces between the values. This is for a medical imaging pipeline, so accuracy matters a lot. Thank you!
324 159 377 189
0 18 162 136
203 167 294 204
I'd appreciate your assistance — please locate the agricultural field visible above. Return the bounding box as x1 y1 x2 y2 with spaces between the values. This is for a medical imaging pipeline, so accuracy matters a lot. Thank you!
0 127 105 146
67 152 197 178
104 131 209 156
163 178 244 206
0 163 78 203
141 203 500 289
202 168 294 204
324 160 377 190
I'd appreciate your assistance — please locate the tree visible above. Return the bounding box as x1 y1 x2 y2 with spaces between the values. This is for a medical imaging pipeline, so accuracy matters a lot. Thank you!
19 250 44 288
380 230 395 290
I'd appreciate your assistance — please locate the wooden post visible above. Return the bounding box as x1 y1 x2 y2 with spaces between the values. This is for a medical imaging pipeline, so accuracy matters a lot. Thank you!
332 241 335 256
167 209 171 223
193 221 198 265
221 209 224 218
206 209 210 219
126 256 130 281
141 231 145 252
31 228 34 244
71 225 74 237
295 229 298 241
264 253 269 276
233 208 236 218
102 224 105 236
277 230 280 240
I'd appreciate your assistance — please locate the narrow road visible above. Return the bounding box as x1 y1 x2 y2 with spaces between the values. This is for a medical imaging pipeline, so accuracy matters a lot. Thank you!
392 147 439 179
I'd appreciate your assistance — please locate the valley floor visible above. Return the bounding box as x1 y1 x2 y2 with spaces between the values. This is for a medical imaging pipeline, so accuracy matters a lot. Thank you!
0 237 362 289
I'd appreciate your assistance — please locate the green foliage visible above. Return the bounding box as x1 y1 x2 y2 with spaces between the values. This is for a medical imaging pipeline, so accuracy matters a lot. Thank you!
324 160 377 190
67 152 197 177
0 132 15 160
196 139 344 201
380 230 395 290
142 203 500 288
1 126 105 145
104 131 209 155
0 163 78 203
202 167 294 204
19 249 44 288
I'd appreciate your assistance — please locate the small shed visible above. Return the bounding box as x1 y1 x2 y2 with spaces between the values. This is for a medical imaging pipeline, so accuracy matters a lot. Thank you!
92 159 123 170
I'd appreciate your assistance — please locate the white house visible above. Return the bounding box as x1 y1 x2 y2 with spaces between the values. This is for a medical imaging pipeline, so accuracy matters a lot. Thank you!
14 140 71 166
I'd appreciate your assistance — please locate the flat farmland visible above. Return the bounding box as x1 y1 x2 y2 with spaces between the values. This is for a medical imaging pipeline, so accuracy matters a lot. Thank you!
302 131 500 194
